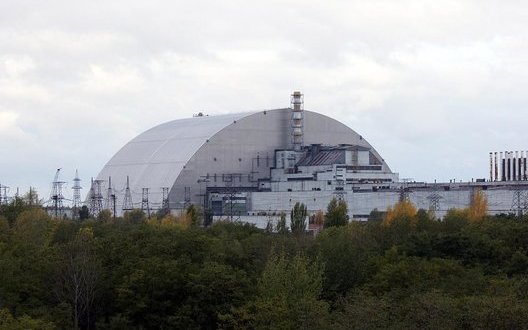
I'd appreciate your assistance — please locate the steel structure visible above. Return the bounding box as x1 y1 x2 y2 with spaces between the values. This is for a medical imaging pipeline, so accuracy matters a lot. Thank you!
94 108 391 215
89 179 104 217
50 169 66 217
72 170 82 219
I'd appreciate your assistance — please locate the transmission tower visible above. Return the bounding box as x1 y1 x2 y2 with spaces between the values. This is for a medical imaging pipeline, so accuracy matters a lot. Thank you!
399 187 412 202
105 176 114 210
89 178 104 217
72 170 82 219
427 192 443 212
50 169 66 218
161 187 170 211
511 186 528 217
399 179 413 202
122 176 133 211
0 183 8 205
141 188 150 217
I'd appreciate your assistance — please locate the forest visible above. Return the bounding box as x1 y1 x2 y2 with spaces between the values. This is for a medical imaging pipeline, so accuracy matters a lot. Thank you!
2 192 528 329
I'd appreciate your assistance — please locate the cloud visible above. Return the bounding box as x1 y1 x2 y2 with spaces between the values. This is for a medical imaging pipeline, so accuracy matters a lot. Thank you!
1 0 528 197
80 64 144 94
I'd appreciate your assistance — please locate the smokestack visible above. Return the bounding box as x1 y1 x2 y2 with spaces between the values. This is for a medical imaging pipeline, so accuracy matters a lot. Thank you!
500 152 504 181
522 151 528 180
489 152 493 181
508 151 513 181
494 152 498 181
290 91 304 151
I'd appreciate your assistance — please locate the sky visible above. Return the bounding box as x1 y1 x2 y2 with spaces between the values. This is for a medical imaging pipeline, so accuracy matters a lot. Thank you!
1 0 528 202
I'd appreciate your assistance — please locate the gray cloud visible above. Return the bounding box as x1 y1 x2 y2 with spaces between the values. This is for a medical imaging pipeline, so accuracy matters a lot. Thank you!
1 0 528 200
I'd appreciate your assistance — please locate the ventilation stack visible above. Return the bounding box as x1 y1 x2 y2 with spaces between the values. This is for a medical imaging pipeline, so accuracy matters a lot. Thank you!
290 91 304 151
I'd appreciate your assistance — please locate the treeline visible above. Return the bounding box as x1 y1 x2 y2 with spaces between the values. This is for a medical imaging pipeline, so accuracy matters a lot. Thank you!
1 195 528 329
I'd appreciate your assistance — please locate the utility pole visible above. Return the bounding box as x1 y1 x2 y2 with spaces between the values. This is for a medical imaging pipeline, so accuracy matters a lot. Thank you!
112 193 116 221
161 187 170 213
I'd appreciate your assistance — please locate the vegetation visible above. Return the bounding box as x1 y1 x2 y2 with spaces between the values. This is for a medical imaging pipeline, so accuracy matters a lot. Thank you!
290 202 307 234
325 197 348 228
2 196 528 329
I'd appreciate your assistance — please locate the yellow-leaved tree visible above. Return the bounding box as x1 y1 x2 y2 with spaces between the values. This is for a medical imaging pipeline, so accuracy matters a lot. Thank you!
382 199 417 226
468 189 488 223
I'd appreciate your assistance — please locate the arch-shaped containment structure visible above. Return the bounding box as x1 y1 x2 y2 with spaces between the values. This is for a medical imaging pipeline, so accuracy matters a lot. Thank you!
95 108 393 212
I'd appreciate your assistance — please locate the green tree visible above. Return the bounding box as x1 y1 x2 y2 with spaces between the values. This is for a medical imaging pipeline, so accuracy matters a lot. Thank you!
224 252 329 329
186 204 202 226
290 202 307 234
78 206 90 220
97 209 112 222
54 227 101 329
124 209 146 224
325 198 348 228
0 308 55 330
276 212 288 234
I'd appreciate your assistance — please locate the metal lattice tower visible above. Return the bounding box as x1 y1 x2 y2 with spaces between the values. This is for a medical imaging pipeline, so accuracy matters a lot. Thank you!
72 170 82 219
89 178 104 217
141 188 150 217
50 169 66 217
105 176 114 210
161 187 170 211
122 176 133 211
399 179 413 203
0 183 8 205
427 192 443 212
511 186 528 217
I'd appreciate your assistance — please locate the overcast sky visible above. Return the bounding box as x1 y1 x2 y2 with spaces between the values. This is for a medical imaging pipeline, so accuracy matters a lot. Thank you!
1 0 528 201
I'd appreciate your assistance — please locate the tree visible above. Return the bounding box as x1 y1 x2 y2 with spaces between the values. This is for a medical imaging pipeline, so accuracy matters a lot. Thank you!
186 204 202 226
382 200 417 226
97 209 112 222
276 212 288 234
0 308 55 330
223 253 329 329
54 227 101 330
469 189 488 223
325 198 348 228
78 206 90 221
124 209 146 224
290 202 307 234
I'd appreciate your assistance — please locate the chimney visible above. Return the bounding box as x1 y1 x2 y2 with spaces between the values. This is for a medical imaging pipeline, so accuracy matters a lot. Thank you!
290 91 304 151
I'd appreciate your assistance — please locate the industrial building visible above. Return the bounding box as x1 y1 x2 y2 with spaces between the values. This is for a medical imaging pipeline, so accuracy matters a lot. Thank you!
92 92 528 226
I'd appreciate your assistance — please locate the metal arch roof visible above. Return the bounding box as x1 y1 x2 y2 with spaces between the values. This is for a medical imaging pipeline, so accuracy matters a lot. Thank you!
95 111 255 196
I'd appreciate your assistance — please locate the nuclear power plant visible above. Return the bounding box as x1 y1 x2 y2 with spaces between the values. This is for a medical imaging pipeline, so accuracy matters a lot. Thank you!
81 92 528 226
